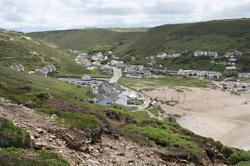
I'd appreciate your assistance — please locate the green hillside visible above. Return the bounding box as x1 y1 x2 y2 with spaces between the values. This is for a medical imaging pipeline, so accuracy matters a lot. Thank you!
28 29 144 51
0 29 88 76
1 28 250 165
118 19 250 56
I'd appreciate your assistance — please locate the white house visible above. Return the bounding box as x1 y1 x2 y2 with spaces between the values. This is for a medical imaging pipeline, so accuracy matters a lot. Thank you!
228 58 237 66
194 50 218 58
238 73 250 79
110 60 124 68
156 52 167 59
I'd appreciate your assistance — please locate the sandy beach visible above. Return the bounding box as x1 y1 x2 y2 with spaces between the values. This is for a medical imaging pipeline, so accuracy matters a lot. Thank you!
144 87 250 150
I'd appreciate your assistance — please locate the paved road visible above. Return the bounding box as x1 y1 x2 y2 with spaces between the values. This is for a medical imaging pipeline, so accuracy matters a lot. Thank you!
109 67 122 84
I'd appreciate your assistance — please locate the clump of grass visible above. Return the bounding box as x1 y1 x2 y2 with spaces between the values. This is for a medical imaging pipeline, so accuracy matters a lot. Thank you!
228 151 250 165
37 108 101 129
120 123 204 160
105 105 151 123
148 105 165 116
0 117 32 148
0 148 69 166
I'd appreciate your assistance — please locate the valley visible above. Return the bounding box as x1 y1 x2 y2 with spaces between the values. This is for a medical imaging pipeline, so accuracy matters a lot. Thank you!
1 18 250 166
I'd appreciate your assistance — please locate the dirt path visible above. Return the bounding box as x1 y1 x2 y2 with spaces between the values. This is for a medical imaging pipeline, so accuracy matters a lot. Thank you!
109 67 122 84
0 98 164 166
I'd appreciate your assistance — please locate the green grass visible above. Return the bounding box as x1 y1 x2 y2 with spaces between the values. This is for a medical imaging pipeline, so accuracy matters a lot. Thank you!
148 105 165 116
236 161 250 166
118 18 250 56
118 76 210 89
105 105 151 122
120 123 204 160
28 29 143 51
106 28 149 32
0 117 32 148
0 117 68 165
37 108 100 129
0 65 103 131
228 151 250 165
0 148 69 166
0 30 88 77
115 18 250 72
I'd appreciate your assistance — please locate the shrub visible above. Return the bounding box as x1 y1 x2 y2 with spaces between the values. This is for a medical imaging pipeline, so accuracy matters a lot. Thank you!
228 151 250 165
0 148 69 166
0 117 32 148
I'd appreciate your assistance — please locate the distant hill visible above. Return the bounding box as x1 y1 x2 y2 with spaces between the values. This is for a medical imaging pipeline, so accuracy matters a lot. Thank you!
28 29 144 51
117 18 250 56
114 19 250 72
27 19 250 72
0 29 87 76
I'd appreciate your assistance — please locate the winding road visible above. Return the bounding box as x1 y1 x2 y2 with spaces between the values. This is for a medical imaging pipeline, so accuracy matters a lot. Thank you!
109 67 122 84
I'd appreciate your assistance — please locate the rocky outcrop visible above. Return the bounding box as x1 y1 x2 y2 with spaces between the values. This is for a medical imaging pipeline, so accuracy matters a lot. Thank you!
34 64 56 77
10 64 24 72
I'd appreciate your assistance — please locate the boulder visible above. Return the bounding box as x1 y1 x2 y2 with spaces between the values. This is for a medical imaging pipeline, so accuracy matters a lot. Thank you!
10 64 24 72
86 159 100 166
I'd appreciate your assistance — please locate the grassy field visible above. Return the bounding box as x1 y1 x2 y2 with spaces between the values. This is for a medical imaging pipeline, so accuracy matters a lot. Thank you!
118 76 210 90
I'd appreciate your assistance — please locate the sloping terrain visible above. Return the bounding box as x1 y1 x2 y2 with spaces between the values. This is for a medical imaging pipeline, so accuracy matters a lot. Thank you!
1 28 250 165
28 29 144 51
118 18 250 56
0 29 87 76
0 63 246 165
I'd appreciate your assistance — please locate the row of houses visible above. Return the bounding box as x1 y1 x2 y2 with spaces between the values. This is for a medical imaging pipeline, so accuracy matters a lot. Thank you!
224 50 242 58
178 69 222 79
156 52 182 59
123 65 152 78
238 73 250 79
194 50 219 58
194 50 243 59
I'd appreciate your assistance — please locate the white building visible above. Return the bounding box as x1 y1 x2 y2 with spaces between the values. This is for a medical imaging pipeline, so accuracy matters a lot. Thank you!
194 50 218 58
156 52 167 59
110 60 124 68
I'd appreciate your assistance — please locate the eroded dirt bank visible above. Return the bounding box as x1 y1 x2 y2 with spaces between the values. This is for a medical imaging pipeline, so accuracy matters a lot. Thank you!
0 98 166 166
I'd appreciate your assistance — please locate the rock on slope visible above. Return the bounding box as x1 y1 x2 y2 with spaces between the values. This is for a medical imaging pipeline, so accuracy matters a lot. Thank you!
0 98 165 165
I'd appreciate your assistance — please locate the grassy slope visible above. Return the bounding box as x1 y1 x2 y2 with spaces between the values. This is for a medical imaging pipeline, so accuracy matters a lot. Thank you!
0 65 101 130
28 29 144 51
118 19 250 56
0 30 89 77
0 27 249 165
0 117 68 165
0 64 248 165
116 19 250 72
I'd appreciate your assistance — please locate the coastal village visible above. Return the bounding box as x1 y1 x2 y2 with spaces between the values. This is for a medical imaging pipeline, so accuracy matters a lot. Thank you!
52 49 250 108
8 45 250 109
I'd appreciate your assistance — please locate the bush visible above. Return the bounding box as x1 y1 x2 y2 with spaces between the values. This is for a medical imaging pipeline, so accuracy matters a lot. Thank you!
36 108 101 129
0 117 32 148
228 151 250 165
0 148 69 166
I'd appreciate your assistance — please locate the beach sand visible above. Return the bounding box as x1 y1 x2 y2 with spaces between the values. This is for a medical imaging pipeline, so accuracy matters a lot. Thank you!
144 87 250 150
